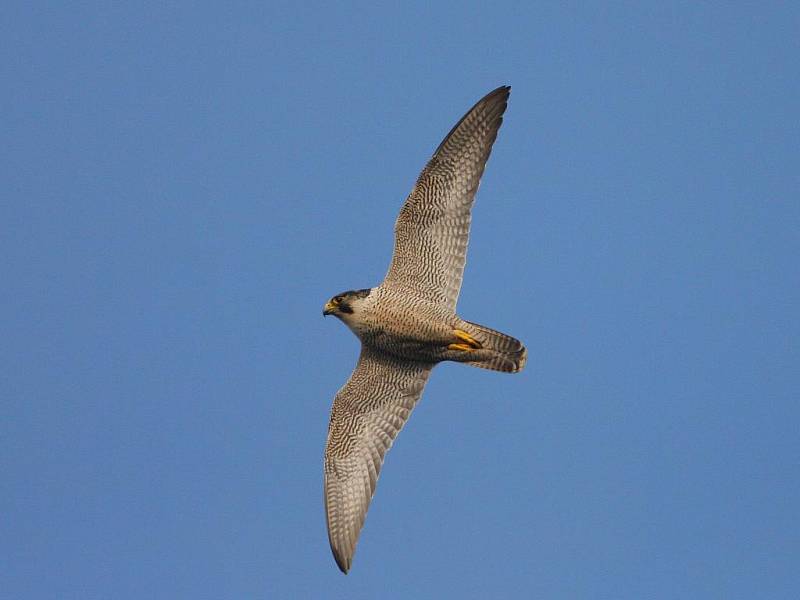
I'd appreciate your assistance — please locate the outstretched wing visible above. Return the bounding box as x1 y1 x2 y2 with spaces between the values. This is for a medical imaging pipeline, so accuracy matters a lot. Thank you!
324 346 433 573
383 86 510 312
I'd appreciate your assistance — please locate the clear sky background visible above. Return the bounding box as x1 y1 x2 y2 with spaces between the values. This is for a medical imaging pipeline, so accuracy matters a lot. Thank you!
3 3 799 599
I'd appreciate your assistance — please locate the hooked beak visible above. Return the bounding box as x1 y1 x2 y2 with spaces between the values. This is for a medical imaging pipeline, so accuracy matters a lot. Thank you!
323 301 337 316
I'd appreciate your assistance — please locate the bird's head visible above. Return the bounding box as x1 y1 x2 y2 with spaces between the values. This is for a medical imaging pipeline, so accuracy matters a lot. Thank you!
322 288 372 322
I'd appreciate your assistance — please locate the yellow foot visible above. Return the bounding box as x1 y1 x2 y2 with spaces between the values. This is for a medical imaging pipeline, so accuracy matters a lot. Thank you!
453 329 482 349
448 343 477 352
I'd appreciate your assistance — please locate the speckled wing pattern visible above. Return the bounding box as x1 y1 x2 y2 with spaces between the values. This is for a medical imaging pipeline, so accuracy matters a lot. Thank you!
324 346 433 573
384 85 510 312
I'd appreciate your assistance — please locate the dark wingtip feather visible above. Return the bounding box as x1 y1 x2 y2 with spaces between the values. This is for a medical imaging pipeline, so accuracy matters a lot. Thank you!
432 85 511 157
334 551 351 574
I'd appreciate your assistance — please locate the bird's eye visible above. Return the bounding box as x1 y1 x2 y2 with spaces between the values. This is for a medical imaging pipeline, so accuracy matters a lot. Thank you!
333 296 343 304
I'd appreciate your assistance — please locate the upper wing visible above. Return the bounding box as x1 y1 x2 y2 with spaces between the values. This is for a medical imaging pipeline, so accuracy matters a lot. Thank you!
383 86 510 312
324 346 433 573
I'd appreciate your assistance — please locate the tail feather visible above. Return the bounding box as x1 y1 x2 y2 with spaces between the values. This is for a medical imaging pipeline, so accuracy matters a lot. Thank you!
459 320 527 373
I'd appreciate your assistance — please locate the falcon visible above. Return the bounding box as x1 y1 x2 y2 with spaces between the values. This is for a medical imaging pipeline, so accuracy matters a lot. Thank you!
322 86 526 573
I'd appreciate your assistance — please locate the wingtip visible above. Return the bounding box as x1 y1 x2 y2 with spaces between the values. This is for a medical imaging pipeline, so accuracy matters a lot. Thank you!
484 85 511 103
430 85 511 158
334 553 351 574
327 516 355 574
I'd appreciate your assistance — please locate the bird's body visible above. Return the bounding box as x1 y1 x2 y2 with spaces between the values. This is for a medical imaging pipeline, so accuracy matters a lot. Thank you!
322 86 526 573
336 288 459 360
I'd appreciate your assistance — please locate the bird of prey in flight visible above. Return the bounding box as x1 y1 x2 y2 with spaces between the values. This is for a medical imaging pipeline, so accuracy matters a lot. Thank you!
322 86 526 573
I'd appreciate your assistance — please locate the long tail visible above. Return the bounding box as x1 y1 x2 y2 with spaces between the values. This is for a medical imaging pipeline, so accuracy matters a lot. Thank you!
457 320 527 373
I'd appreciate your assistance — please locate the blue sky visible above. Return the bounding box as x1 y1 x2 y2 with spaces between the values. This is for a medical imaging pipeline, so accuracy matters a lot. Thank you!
3 2 799 598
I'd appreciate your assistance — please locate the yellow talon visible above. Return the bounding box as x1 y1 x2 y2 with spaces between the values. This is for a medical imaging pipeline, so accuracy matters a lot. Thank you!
453 329 482 349
448 343 477 352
